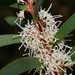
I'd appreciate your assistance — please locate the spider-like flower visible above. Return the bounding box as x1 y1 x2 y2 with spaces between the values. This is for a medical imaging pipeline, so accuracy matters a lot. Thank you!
14 10 25 26
18 5 62 54
34 45 74 75
15 2 75 75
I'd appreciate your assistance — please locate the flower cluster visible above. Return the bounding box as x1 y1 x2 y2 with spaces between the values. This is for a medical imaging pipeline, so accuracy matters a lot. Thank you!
15 0 75 75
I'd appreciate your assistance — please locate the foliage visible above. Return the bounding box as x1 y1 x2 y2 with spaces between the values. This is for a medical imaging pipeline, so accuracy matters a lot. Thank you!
0 57 42 75
0 0 75 75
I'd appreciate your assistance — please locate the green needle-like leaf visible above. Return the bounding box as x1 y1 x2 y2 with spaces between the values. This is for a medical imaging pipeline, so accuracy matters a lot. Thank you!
34 0 44 21
0 57 42 75
70 46 75 61
10 3 26 10
0 34 21 47
55 13 75 40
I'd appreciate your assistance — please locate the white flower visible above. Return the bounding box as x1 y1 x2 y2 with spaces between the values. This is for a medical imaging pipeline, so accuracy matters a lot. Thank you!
17 10 25 20
34 45 75 75
19 19 58 52
15 3 75 75
14 10 25 26
38 4 62 27
17 0 24 3
18 5 61 53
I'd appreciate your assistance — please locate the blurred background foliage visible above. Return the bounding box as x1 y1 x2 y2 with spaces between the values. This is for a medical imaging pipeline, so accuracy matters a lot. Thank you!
0 0 75 74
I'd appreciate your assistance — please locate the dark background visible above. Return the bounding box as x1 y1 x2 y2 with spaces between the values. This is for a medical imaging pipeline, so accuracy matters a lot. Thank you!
0 0 75 75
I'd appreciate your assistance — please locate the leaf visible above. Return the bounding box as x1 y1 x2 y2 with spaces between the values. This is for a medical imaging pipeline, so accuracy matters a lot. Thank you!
55 13 75 40
34 0 44 21
0 34 21 47
5 16 16 26
10 3 26 10
70 46 75 61
0 57 42 75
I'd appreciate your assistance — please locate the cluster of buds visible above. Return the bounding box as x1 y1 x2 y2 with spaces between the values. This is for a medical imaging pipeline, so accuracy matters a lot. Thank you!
15 0 75 75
